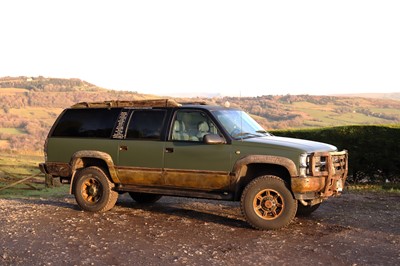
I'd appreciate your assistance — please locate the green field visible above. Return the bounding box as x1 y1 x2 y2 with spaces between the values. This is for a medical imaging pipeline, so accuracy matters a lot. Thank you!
8 106 63 120
369 107 400 114
291 101 397 126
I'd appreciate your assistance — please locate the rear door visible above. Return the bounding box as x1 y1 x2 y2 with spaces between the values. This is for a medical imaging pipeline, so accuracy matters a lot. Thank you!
117 109 167 186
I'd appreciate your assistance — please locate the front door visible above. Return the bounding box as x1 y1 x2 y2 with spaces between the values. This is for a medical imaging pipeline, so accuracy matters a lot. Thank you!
163 110 232 191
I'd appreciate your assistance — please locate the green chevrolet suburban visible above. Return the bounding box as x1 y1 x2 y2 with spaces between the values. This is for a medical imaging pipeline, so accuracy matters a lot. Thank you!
39 99 348 230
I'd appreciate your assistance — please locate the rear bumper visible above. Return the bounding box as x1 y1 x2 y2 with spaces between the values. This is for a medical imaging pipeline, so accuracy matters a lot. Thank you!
38 162 71 177
292 150 348 200
39 163 48 175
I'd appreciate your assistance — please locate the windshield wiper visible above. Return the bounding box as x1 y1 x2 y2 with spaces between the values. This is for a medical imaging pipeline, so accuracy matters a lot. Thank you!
232 132 263 139
256 130 272 136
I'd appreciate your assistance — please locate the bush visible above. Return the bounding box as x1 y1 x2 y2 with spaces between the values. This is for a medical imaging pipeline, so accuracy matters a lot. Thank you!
273 125 400 183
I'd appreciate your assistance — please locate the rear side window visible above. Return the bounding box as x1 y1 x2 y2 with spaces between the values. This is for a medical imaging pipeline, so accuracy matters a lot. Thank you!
126 110 166 140
52 108 121 138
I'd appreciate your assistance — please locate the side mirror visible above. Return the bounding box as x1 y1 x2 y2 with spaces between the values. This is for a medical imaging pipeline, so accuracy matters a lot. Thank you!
203 134 225 145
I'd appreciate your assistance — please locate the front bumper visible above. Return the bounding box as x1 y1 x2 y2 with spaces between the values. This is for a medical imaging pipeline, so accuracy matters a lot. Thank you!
291 150 348 199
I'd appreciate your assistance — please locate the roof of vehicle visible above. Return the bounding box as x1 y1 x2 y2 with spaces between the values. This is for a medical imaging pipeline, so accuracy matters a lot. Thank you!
71 99 182 108
70 99 229 110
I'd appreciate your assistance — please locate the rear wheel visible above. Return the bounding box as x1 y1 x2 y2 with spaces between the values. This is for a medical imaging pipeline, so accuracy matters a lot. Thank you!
129 192 162 204
73 166 118 212
241 175 297 230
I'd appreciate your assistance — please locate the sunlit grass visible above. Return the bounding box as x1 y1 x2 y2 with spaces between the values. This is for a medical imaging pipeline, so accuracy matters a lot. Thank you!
0 140 9 148
0 87 29 95
0 128 25 135
347 184 400 193
0 153 70 199
0 154 42 176
8 107 62 119
0 182 69 199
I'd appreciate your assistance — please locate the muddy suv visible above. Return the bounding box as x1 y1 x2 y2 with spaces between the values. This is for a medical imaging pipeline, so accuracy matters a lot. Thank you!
40 99 348 230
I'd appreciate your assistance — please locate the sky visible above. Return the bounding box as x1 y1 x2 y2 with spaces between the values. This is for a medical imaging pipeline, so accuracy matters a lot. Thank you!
0 0 399 97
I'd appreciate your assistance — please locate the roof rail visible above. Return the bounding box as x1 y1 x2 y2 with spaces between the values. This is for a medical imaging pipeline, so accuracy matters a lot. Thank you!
71 99 182 108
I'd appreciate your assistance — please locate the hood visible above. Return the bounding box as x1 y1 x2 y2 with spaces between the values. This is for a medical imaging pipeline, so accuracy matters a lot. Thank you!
243 136 337 153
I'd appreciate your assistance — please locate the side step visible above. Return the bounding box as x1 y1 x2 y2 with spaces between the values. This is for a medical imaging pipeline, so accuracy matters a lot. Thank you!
115 184 233 201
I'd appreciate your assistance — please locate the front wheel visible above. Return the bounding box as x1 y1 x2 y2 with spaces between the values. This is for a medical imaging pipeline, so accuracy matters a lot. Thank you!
241 175 297 230
73 166 118 212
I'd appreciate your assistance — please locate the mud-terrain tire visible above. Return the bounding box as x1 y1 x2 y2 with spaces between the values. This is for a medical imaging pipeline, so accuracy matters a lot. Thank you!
129 192 162 204
73 166 118 212
241 175 297 230
296 203 321 216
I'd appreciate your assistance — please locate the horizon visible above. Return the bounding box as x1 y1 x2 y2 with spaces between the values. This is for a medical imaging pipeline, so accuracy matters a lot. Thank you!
1 75 400 99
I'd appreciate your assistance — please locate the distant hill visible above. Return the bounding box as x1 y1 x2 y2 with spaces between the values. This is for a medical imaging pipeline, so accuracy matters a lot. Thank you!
0 76 155 108
334 92 400 101
1 76 400 153
0 76 98 92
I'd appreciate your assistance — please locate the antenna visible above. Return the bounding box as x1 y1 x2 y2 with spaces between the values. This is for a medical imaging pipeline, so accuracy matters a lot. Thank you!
240 91 243 141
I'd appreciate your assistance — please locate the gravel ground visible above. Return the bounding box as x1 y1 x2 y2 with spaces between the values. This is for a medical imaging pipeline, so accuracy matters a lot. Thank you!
0 191 399 266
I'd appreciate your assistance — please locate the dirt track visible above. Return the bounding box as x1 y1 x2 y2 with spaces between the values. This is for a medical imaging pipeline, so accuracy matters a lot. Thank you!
0 191 399 266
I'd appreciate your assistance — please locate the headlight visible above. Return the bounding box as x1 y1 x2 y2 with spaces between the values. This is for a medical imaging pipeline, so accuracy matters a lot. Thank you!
299 153 309 177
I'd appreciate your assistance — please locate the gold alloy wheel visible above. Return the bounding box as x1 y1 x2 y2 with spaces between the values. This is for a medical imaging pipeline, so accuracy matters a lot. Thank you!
253 189 285 220
81 176 102 204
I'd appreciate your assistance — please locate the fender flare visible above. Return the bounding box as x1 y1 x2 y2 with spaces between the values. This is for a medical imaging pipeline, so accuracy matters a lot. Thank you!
69 150 120 193
231 155 298 197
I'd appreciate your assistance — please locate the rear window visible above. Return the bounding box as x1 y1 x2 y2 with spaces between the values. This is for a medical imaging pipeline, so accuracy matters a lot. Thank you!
126 110 166 140
52 108 121 138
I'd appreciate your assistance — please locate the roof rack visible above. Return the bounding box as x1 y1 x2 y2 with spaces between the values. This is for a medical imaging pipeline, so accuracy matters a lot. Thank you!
71 99 182 108
178 101 208 105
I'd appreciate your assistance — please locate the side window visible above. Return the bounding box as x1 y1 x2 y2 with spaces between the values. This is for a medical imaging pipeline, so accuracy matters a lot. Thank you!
171 110 220 142
126 110 166 140
52 108 121 138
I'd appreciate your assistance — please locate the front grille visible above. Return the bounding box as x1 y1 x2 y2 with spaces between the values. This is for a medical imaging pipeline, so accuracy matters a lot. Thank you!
309 151 348 177
309 150 348 196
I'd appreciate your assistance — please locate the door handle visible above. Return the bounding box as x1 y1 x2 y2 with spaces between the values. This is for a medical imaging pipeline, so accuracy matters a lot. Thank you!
165 148 174 153
119 145 128 151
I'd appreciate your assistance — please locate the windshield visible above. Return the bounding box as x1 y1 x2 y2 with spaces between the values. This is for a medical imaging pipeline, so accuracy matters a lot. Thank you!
213 110 271 140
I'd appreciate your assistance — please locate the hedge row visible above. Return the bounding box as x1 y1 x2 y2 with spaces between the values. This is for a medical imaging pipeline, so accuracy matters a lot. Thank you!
272 125 400 183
